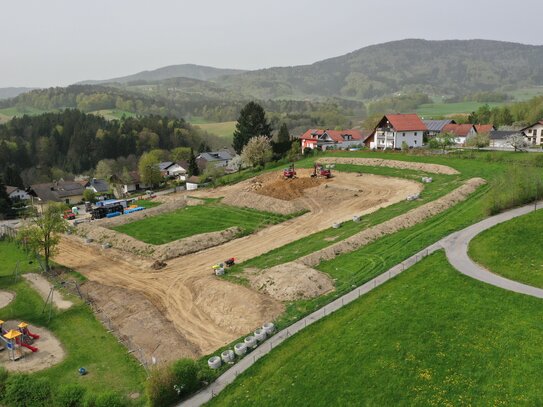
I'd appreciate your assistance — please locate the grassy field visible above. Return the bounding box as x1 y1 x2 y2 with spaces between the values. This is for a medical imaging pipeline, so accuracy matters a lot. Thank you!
0 106 50 118
0 240 146 404
113 200 296 245
416 101 502 118
469 208 543 288
209 251 543 406
91 109 137 120
188 117 236 139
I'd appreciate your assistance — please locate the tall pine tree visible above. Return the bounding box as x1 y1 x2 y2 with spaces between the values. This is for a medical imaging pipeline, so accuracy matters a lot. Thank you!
188 148 200 176
277 123 290 143
232 102 272 154
0 176 13 220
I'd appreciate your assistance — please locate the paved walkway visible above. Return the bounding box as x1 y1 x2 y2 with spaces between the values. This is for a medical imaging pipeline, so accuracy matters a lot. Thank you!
181 201 543 406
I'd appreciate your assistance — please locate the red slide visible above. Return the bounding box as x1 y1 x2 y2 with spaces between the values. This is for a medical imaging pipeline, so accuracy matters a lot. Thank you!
26 329 40 340
16 338 38 352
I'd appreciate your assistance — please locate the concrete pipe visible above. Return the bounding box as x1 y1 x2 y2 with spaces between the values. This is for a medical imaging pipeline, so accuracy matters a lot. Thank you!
244 335 257 348
254 328 267 342
221 349 235 363
352 216 360 222
262 322 275 335
234 343 247 356
208 356 222 369
332 222 341 229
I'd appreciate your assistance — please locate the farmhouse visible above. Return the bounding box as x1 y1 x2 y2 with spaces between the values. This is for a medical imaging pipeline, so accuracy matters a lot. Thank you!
300 129 368 150
159 161 187 180
521 120 543 145
30 181 85 205
369 114 426 149
489 130 521 148
423 119 456 137
442 123 477 145
5 186 31 201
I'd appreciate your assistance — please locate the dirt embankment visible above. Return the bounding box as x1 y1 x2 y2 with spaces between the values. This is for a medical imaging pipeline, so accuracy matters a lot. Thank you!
75 223 241 262
222 192 306 215
297 177 486 266
319 157 460 175
245 263 335 301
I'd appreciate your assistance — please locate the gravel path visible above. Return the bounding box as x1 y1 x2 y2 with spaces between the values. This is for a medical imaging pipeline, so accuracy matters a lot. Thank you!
181 201 543 406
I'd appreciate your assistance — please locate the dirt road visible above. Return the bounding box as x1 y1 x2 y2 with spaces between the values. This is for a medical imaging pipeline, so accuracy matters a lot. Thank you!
55 171 420 359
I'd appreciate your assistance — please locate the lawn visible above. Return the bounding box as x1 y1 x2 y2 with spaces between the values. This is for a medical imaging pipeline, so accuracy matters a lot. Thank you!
0 240 146 404
469 208 543 288
193 121 236 139
208 251 543 406
113 201 296 245
133 198 161 209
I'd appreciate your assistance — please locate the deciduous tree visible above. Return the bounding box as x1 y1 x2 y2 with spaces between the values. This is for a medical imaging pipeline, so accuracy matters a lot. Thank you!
138 152 162 186
241 136 273 168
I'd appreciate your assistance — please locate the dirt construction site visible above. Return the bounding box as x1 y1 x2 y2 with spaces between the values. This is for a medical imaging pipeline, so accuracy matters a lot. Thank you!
54 167 429 364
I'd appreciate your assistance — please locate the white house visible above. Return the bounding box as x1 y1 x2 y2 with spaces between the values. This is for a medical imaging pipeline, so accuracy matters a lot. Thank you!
423 119 456 138
5 186 31 201
442 123 478 146
521 120 543 146
489 130 522 148
159 161 187 181
369 114 426 149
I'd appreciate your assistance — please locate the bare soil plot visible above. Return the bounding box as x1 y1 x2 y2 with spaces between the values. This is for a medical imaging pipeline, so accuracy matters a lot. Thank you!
0 290 15 308
54 170 421 358
0 321 65 373
22 273 73 310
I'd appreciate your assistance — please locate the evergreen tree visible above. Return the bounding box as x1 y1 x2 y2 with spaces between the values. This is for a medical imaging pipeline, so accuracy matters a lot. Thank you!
0 176 12 219
188 148 200 177
277 123 290 143
232 102 272 154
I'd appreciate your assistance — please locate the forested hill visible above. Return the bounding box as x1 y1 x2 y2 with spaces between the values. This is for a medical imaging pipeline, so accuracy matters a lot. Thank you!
0 109 219 186
79 64 247 85
216 39 543 100
0 87 36 100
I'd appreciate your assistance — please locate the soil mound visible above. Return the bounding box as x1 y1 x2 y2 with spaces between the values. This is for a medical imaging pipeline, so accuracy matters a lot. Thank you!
319 157 460 175
246 263 335 301
248 170 325 201
221 192 306 215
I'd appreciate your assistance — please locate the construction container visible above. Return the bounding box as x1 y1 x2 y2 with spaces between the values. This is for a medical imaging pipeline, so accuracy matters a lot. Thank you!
221 349 235 363
208 356 222 369
234 343 247 356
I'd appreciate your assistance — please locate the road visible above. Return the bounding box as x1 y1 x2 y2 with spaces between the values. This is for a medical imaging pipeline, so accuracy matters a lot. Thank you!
182 201 543 406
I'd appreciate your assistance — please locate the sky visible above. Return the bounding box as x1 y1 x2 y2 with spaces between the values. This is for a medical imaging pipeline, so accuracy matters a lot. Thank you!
2 0 543 88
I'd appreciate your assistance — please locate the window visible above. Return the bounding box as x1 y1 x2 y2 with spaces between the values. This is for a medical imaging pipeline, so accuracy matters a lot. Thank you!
414 140 417 145
403 132 406 136
414 132 417 136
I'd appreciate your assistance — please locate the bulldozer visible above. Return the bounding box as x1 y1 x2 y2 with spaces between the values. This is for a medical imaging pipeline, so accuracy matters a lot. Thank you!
283 163 296 179
312 163 332 178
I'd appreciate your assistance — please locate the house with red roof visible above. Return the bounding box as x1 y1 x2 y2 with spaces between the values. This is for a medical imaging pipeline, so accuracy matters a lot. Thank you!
441 123 477 145
369 114 426 149
521 120 543 146
474 124 496 134
300 129 369 151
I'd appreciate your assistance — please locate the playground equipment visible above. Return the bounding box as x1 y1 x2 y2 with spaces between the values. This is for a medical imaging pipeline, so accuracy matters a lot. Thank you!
283 163 297 179
18 322 40 344
312 163 332 178
3 329 23 360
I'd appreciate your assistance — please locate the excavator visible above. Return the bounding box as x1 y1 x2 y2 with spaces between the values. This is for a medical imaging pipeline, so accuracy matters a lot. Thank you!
283 163 296 179
312 163 332 178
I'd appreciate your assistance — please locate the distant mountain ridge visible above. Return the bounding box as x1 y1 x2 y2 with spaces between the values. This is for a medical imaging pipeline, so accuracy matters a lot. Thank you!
78 64 247 85
0 87 37 100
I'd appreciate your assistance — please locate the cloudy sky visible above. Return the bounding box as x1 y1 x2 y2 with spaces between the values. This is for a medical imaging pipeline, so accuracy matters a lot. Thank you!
2 0 542 87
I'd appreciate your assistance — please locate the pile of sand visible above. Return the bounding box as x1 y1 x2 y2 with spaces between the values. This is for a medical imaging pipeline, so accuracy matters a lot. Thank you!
221 192 306 215
297 177 486 266
0 290 15 308
75 223 241 262
319 157 460 175
0 321 65 373
245 263 335 301
22 274 73 310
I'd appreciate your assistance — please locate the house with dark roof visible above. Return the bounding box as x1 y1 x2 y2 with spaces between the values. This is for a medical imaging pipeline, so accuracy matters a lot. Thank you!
158 161 187 180
197 150 234 169
5 186 31 201
423 119 456 137
520 120 543 146
489 130 522 148
300 129 369 151
442 123 477 145
30 181 86 205
369 114 426 149
85 178 109 194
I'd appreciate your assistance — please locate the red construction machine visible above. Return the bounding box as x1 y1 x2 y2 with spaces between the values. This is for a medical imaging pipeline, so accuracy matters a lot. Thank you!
283 163 296 179
312 163 332 178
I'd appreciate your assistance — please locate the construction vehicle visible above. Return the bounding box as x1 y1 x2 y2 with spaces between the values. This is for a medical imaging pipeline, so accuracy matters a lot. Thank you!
312 163 332 178
90 201 125 220
283 163 296 179
63 210 76 220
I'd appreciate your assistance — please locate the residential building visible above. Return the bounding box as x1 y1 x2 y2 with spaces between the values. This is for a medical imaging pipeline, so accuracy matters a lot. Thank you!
300 129 369 150
30 181 86 205
159 161 187 180
488 130 522 148
474 124 496 134
85 178 109 195
111 171 151 196
521 120 543 146
369 114 426 149
423 119 456 137
197 150 234 169
441 123 477 145
5 186 31 201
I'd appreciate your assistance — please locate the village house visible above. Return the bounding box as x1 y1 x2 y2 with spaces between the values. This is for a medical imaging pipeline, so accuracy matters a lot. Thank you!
441 123 477 145
474 124 496 134
488 130 521 148
521 120 543 146
5 186 31 201
111 171 152 197
30 181 86 205
368 114 426 149
423 119 456 138
84 178 109 195
159 161 187 180
300 129 368 151
197 150 234 169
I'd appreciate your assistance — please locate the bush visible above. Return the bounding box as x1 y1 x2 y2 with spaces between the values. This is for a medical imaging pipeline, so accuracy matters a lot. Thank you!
146 365 178 407
3 374 52 407
172 358 200 398
54 383 86 407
